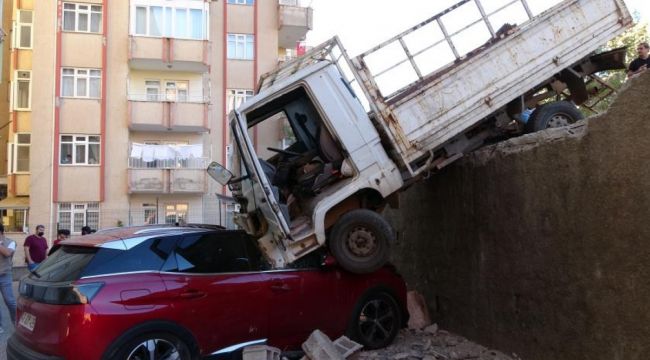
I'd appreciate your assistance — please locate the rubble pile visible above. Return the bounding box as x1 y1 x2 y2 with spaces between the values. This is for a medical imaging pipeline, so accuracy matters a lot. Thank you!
354 327 517 360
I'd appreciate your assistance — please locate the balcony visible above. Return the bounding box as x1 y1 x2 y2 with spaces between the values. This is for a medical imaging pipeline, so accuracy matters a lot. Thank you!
129 36 211 72
128 155 208 194
128 97 209 133
278 0 313 48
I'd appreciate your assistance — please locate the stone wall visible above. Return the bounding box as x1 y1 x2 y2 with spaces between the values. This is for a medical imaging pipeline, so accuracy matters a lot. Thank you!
385 74 650 360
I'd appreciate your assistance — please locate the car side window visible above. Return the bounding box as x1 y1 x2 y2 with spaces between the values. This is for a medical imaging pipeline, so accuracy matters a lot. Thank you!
170 232 251 274
82 236 178 277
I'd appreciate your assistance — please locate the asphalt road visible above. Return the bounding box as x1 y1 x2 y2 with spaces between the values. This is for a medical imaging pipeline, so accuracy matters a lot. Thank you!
0 282 19 360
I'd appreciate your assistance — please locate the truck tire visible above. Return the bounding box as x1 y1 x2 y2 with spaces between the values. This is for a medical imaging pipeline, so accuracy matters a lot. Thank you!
329 209 392 274
525 101 584 133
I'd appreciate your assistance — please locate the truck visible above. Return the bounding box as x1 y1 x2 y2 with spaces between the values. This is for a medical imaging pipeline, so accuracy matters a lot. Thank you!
207 0 632 273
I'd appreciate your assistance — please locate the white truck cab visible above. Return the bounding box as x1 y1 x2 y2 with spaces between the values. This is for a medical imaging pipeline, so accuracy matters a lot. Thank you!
209 0 632 273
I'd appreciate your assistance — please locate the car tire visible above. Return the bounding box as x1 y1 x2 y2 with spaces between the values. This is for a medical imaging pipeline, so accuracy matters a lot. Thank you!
525 101 584 133
111 332 193 360
329 209 392 274
347 291 402 350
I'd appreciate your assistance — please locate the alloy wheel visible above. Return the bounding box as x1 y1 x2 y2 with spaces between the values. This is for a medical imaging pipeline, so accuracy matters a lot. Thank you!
127 338 181 360
357 298 397 345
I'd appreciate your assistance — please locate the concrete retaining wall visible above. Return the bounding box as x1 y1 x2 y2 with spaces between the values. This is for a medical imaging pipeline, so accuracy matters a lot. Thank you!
385 75 650 360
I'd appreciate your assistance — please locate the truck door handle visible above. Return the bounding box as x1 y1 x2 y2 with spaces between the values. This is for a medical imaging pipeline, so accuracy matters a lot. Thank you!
270 282 291 292
179 290 206 299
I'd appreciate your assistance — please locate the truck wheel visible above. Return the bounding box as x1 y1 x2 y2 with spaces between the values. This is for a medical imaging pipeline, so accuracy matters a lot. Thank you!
329 209 392 274
525 101 584 133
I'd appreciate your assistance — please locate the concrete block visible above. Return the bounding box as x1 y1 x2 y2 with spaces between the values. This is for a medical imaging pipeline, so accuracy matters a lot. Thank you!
242 345 281 360
333 335 363 358
302 330 345 360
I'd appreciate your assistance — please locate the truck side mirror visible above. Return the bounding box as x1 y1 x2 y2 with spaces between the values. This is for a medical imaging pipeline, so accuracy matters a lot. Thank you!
207 161 233 186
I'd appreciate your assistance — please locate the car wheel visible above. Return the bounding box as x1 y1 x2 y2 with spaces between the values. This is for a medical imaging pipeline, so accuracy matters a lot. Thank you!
347 291 402 350
525 101 584 133
329 209 392 274
115 332 192 360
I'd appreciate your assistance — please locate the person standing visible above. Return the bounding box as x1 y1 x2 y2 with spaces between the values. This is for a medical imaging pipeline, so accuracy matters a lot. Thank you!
0 224 17 333
48 229 71 256
24 225 48 271
627 42 650 78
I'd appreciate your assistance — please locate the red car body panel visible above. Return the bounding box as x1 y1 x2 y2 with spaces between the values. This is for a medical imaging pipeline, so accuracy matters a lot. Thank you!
10 227 407 360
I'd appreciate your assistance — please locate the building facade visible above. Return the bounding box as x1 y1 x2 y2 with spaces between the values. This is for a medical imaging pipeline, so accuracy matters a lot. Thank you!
0 0 312 264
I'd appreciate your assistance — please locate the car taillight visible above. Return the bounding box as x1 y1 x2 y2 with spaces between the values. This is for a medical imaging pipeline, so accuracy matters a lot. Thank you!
19 280 104 305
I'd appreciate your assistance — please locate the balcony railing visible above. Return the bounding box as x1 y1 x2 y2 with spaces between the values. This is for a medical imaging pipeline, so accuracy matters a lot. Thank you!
128 156 209 169
127 93 208 103
127 96 209 132
127 155 208 194
128 36 211 73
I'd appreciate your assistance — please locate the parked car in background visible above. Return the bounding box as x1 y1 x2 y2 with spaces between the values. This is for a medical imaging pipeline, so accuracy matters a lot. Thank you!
7 225 407 360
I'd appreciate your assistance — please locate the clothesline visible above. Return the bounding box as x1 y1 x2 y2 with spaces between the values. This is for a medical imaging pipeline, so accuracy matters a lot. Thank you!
130 143 204 162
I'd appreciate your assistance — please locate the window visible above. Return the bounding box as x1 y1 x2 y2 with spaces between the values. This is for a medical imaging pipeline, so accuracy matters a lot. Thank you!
165 81 188 102
62 68 101 98
227 0 254 5
1 208 28 233
227 89 253 113
10 133 31 173
60 135 100 165
145 80 161 101
13 71 31 110
58 202 100 234
170 233 250 273
82 236 178 277
16 10 33 49
227 34 254 60
143 204 158 225
132 2 208 40
63 3 102 33
165 204 188 225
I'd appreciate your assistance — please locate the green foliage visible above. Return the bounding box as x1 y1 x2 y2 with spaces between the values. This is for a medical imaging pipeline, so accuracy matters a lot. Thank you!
589 19 649 113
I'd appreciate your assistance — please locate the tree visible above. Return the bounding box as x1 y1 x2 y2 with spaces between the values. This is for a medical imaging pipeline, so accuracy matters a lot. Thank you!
589 12 648 113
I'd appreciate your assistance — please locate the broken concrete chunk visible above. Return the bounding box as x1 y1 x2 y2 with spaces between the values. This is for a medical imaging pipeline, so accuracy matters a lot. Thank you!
406 290 432 330
302 330 345 360
332 335 363 358
242 345 282 360
423 323 438 335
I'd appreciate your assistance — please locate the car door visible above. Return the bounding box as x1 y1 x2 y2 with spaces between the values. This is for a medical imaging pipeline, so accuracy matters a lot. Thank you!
160 231 268 356
263 251 339 349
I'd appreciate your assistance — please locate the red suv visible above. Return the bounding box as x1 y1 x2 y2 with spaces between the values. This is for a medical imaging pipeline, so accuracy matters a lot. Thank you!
8 225 407 360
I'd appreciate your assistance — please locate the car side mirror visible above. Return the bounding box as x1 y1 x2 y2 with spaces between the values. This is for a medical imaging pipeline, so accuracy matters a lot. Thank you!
207 161 233 186
321 255 337 268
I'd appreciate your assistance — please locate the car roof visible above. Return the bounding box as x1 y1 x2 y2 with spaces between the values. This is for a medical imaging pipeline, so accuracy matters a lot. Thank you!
60 224 229 248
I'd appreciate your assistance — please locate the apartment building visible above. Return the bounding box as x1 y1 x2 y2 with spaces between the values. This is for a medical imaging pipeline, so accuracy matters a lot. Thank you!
0 0 313 262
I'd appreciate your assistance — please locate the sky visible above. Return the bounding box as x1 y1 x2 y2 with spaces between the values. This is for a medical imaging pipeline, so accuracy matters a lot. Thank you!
304 0 650 96
306 0 650 56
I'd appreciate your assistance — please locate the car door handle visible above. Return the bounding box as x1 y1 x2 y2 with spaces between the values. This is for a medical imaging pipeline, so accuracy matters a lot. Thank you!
179 290 206 299
270 282 291 292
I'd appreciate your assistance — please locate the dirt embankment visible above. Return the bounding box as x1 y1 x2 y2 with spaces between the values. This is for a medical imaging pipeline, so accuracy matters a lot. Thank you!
385 73 650 360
